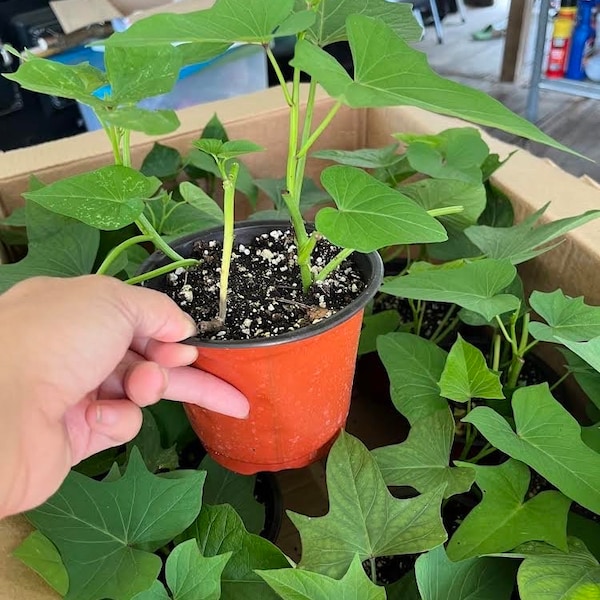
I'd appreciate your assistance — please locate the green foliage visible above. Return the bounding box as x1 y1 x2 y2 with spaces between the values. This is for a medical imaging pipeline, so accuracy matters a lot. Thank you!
516 538 600 600
396 128 491 184
358 310 402 355
26 448 205 600
530 290 600 343
23 166 161 230
289 432 447 578
381 259 520 322
465 204 600 265
199 455 265 535
141 144 183 179
193 138 264 160
254 177 330 214
560 349 600 411
415 544 518 600
185 503 289 600
446 460 570 561
401 179 487 230
377 333 448 423
258 555 385 599
0 201 99 294
165 539 231 600
438 335 504 402
373 409 476 498
297 0 422 46
291 15 575 154
179 182 224 227
13 531 69 596
312 144 404 169
316 165 448 252
464 384 600 515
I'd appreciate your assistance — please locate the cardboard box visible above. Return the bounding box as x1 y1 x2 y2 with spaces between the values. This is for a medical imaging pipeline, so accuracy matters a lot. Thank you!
49 0 215 34
1 85 600 598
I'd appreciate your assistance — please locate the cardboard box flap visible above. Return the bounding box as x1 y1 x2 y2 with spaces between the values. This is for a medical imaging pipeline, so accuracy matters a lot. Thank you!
49 0 214 34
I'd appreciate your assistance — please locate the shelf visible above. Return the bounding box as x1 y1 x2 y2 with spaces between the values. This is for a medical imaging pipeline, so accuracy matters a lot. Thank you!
526 0 600 121
539 77 600 100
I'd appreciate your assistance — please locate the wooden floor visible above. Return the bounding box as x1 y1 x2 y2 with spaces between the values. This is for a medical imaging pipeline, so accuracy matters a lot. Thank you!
416 0 600 182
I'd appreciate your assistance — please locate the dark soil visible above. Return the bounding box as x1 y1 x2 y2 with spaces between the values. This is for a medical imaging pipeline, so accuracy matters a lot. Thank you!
159 229 365 341
362 554 418 586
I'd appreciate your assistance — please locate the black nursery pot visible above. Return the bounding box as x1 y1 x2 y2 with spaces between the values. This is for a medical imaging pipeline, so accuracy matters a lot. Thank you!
140 220 384 475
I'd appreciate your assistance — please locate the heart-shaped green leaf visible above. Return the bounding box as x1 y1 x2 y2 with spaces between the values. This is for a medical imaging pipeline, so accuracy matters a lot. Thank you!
200 455 264 535
380 259 519 322
312 144 403 169
179 182 224 226
23 166 161 230
529 290 600 343
376 333 448 424
438 335 504 402
464 384 600 515
4 55 105 107
165 539 231 600
516 538 600 600
446 459 570 561
479 186 515 227
105 0 300 48
104 45 182 105
558 337 600 380
373 408 476 498
415 544 518 600
291 15 575 155
316 165 448 252
184 503 289 599
27 448 206 600
13 531 69 596
397 128 490 184
465 204 600 265
289 431 447 578
258 554 385 600
99 106 180 135
401 179 486 230
297 0 422 46
0 202 100 294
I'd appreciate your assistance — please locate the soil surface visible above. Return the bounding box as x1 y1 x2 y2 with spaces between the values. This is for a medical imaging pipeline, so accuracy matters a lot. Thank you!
157 228 365 341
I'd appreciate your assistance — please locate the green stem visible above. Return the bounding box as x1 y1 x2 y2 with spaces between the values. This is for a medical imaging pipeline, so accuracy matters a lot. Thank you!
218 161 238 323
136 213 185 262
522 340 539 355
96 235 153 275
265 46 293 106
125 259 198 286
293 78 317 203
492 333 501 372
415 300 425 337
465 443 496 464
369 556 377 585
315 247 354 282
296 100 342 159
495 315 516 351
121 128 132 168
426 205 464 218
518 312 531 354
104 123 123 165
433 316 460 346
550 371 570 393
298 231 320 265
430 304 457 344
507 355 525 389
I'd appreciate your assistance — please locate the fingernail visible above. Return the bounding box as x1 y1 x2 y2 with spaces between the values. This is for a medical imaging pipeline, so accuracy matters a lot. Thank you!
183 315 198 338
96 402 119 426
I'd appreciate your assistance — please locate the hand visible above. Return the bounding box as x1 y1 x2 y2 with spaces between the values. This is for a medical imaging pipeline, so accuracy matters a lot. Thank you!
0 275 249 518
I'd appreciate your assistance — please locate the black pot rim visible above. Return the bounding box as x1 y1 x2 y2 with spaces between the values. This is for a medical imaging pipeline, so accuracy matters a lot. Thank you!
140 220 384 349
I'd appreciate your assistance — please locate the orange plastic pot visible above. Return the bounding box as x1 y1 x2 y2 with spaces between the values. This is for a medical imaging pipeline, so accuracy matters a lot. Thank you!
142 221 383 475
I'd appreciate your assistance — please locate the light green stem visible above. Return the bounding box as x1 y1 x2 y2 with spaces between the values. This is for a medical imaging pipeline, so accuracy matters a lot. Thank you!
121 128 132 168
136 213 185 263
218 161 239 322
296 100 342 159
495 315 515 350
298 231 320 265
369 557 377 585
315 247 354 282
466 443 496 464
125 259 198 286
492 333 501 372
430 304 457 344
96 235 153 275
266 46 293 106
518 312 531 354
293 78 317 203
426 205 464 218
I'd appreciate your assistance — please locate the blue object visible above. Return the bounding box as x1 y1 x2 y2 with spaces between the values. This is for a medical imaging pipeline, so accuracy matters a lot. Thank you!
565 0 596 80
